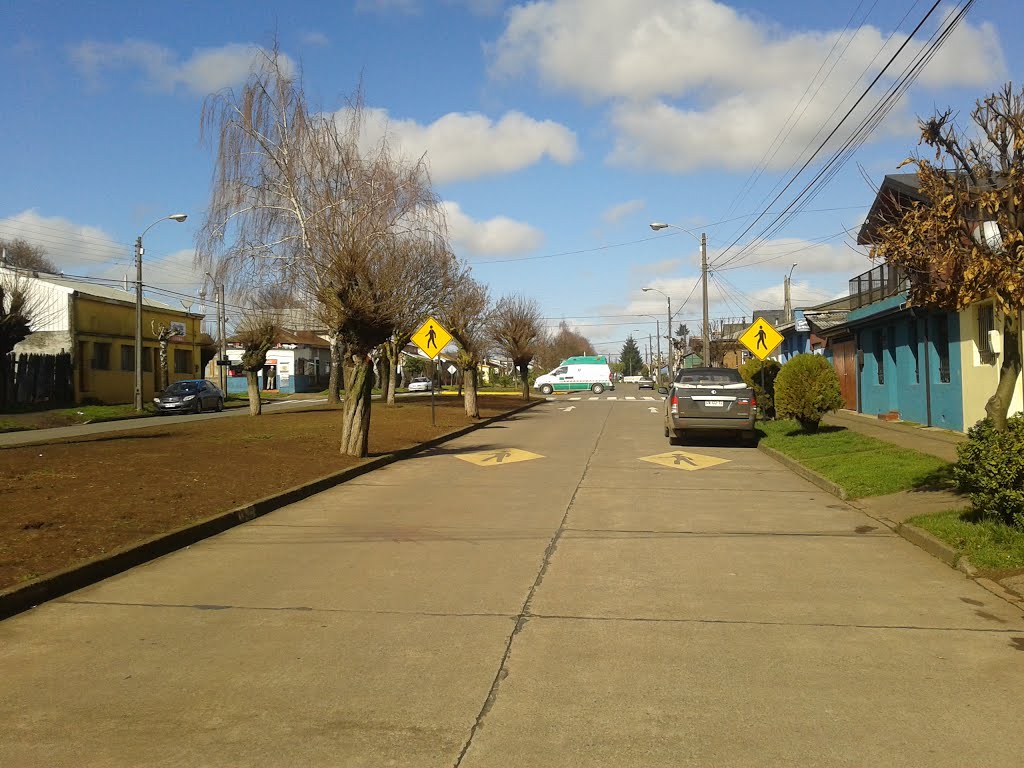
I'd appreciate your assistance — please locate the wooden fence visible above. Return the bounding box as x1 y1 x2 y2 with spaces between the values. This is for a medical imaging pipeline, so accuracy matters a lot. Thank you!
1 352 74 409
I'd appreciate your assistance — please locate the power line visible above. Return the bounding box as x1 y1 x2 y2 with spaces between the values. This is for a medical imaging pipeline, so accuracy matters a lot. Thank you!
711 0 951 270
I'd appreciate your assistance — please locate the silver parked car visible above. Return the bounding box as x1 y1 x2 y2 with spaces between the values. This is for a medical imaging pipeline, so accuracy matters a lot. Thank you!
659 368 757 446
407 376 433 392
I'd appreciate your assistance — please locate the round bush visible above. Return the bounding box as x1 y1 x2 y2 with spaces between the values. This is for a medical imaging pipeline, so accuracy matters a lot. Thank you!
953 413 1024 529
739 358 781 419
774 353 845 432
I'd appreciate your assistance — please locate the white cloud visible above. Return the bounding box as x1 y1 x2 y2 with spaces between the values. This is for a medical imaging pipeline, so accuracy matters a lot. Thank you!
70 40 294 95
0 210 124 273
442 201 544 256
301 32 329 47
602 199 645 225
346 107 579 183
490 0 1006 172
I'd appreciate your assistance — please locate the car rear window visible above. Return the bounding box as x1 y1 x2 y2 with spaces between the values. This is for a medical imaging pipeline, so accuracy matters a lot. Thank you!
674 370 745 387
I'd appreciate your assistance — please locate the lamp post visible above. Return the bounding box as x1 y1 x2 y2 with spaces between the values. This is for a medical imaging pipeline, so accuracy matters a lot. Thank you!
135 213 187 410
650 222 709 366
641 287 674 380
640 314 662 386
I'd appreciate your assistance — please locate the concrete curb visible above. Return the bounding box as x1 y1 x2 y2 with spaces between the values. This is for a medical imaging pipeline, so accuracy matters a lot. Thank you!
757 444 848 500
894 523 959 567
0 399 546 622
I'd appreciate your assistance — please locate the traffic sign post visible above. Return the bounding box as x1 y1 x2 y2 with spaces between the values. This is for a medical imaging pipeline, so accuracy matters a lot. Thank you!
738 317 784 361
411 317 453 426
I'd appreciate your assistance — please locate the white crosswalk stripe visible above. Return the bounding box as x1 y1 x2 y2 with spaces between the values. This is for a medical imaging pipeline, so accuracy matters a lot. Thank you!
625 396 636 400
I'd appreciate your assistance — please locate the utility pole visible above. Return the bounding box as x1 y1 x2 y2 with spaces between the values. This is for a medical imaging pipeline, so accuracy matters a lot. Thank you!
701 231 710 367
134 237 144 410
217 283 227 392
784 263 797 323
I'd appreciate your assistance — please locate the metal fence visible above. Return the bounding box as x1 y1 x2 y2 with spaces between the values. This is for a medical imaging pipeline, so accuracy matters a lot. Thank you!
848 264 909 309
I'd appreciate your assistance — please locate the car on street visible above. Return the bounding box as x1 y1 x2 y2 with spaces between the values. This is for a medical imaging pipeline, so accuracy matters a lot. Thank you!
153 379 225 414
638 376 655 389
659 367 757 445
407 376 433 392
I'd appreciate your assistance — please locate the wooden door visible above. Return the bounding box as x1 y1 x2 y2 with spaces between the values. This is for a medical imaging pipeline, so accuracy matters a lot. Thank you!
831 340 857 409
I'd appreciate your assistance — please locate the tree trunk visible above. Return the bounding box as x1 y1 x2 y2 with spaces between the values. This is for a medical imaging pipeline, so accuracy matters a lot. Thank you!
328 334 343 404
158 341 170 391
246 371 263 416
984 311 1023 431
463 365 479 418
518 362 530 400
341 352 374 457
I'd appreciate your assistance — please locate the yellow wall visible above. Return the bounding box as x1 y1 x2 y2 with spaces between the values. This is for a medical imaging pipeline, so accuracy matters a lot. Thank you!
958 304 1024 429
73 296 203 404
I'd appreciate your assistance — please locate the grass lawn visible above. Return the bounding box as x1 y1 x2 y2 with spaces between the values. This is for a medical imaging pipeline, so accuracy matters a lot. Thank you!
758 419 951 498
910 508 1024 575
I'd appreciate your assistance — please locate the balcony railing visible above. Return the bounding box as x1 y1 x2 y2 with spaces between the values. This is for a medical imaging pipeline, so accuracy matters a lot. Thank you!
848 264 909 310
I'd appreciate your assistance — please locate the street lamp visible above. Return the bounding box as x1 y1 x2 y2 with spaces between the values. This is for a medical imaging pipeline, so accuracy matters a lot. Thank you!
640 313 662 386
641 287 675 380
135 213 187 410
650 221 710 366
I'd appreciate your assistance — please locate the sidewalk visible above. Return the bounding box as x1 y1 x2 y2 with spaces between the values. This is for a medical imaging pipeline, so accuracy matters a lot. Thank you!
822 409 965 463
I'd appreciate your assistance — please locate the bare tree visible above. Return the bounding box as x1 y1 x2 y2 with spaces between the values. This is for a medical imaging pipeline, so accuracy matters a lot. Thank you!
439 270 491 418
489 294 543 400
870 83 1024 430
195 45 452 456
229 294 284 415
535 320 596 370
0 238 58 274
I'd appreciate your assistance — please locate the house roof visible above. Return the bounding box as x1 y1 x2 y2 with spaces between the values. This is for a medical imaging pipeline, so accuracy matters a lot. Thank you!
5 269 200 315
803 310 851 335
227 327 331 348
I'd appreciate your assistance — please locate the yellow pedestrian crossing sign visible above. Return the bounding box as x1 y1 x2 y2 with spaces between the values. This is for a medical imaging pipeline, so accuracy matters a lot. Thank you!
411 317 453 360
640 450 731 471
739 317 785 361
456 449 544 467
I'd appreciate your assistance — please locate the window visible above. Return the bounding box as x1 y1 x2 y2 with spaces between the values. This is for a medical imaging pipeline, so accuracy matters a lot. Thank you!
935 315 951 383
977 304 996 365
142 348 153 372
93 343 111 371
120 345 134 371
873 330 884 385
174 349 193 374
909 321 920 384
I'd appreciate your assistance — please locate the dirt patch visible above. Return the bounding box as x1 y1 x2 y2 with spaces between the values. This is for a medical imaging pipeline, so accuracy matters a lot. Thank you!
0 395 533 590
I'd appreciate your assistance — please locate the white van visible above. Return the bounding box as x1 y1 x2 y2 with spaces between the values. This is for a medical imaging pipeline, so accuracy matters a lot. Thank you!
533 356 615 395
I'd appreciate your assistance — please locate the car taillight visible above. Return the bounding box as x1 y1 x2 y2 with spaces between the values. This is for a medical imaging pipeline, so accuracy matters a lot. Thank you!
670 393 679 413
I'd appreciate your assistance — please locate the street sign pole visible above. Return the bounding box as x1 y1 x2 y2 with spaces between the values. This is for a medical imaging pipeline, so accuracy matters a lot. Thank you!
410 317 453 429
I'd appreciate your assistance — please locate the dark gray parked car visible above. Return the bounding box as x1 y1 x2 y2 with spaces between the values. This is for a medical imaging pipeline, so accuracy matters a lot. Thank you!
659 367 757 445
153 379 225 415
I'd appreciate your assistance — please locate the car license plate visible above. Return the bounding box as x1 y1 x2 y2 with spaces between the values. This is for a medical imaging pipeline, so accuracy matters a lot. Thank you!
705 400 724 407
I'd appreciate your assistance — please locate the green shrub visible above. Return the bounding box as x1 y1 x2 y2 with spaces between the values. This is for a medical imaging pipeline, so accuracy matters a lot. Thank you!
953 413 1024 529
774 353 845 433
739 358 781 419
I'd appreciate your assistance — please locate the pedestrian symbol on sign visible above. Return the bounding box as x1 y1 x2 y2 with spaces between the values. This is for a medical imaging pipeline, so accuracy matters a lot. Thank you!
756 324 768 351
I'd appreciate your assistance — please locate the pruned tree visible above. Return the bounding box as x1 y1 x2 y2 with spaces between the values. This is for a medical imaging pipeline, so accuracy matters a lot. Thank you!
439 269 490 418
488 294 543 400
0 271 37 409
195 44 452 456
235 307 286 417
870 83 1024 430
151 320 175 392
0 238 58 274
379 236 459 406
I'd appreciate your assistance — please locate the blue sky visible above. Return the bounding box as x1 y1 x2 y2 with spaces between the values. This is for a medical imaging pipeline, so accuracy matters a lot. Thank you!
1 0 1017 355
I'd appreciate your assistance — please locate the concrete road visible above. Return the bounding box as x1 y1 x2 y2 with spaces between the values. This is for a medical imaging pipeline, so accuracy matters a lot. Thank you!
2 399 1023 767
